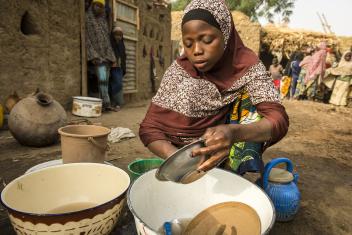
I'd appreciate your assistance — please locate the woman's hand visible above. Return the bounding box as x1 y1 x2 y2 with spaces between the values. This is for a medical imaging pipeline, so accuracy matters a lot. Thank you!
192 118 272 172
192 124 237 172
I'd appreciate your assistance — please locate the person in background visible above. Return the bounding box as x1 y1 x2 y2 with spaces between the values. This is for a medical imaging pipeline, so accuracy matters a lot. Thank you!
325 45 337 69
328 51 352 106
305 42 327 101
85 0 99 97
269 57 283 91
280 51 297 99
331 43 342 63
290 52 304 99
139 0 289 176
283 51 297 77
294 48 313 99
86 0 118 111
109 25 127 109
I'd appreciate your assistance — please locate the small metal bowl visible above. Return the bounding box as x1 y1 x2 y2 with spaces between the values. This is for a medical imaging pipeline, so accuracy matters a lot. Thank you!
155 139 208 184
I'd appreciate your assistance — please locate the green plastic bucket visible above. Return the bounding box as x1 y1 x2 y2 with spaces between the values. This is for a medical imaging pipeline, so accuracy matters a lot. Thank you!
128 158 164 181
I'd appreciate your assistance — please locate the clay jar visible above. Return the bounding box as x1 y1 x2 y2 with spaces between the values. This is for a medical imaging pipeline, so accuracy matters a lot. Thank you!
9 92 67 147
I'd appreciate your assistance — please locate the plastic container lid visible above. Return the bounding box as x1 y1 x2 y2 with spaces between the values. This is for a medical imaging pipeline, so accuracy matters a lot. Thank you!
268 167 294 183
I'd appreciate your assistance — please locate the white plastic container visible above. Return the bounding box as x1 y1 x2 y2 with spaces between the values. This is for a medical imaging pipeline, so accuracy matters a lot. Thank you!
72 96 102 117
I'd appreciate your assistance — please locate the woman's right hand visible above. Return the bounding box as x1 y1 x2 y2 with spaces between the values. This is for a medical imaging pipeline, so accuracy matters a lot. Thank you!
192 124 237 172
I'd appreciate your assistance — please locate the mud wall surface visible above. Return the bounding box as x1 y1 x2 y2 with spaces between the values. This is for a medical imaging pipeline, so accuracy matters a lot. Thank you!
338 36 352 53
0 0 81 108
133 0 172 101
231 11 261 55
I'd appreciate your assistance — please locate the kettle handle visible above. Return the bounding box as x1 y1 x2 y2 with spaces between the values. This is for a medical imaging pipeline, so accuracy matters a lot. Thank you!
263 158 294 189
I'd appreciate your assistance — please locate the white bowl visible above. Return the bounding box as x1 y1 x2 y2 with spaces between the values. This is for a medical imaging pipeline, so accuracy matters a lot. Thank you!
1 163 130 234
72 96 102 117
128 168 275 235
25 159 113 174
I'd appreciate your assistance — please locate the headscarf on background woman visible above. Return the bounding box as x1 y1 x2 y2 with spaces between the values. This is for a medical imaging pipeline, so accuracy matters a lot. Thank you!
305 42 327 83
330 51 352 76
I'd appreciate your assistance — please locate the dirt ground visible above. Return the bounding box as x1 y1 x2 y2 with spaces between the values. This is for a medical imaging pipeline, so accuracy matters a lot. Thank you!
0 100 351 235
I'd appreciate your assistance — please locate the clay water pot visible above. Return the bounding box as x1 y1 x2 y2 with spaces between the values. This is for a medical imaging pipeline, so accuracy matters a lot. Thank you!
8 92 67 147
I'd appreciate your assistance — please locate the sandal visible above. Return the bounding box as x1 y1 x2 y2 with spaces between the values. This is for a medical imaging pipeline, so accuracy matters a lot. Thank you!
106 106 120 112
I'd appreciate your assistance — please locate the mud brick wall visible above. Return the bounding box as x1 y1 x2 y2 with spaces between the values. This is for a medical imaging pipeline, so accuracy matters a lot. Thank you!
0 0 82 108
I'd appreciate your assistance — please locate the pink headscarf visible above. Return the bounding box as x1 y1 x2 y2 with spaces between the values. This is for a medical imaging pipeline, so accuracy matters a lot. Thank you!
305 42 327 83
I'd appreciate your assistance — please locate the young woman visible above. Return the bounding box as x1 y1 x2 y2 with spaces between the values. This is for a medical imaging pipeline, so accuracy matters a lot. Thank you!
139 0 289 175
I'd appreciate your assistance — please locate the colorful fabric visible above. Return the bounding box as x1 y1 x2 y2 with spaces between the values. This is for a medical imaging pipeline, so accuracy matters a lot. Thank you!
226 91 263 174
306 78 318 98
294 68 307 98
305 42 327 83
299 55 312 74
273 79 280 89
86 7 116 63
280 76 292 99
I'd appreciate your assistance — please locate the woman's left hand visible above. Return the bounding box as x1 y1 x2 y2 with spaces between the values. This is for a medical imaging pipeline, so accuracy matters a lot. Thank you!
192 124 237 172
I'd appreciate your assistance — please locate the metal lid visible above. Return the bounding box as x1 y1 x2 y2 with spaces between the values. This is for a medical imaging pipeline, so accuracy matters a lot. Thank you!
155 139 208 184
268 168 294 183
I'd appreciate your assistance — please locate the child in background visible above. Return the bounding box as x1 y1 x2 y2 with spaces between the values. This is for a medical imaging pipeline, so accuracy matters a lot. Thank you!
269 57 283 91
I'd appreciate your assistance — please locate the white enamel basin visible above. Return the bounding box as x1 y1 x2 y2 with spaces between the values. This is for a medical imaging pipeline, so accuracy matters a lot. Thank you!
128 168 275 235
